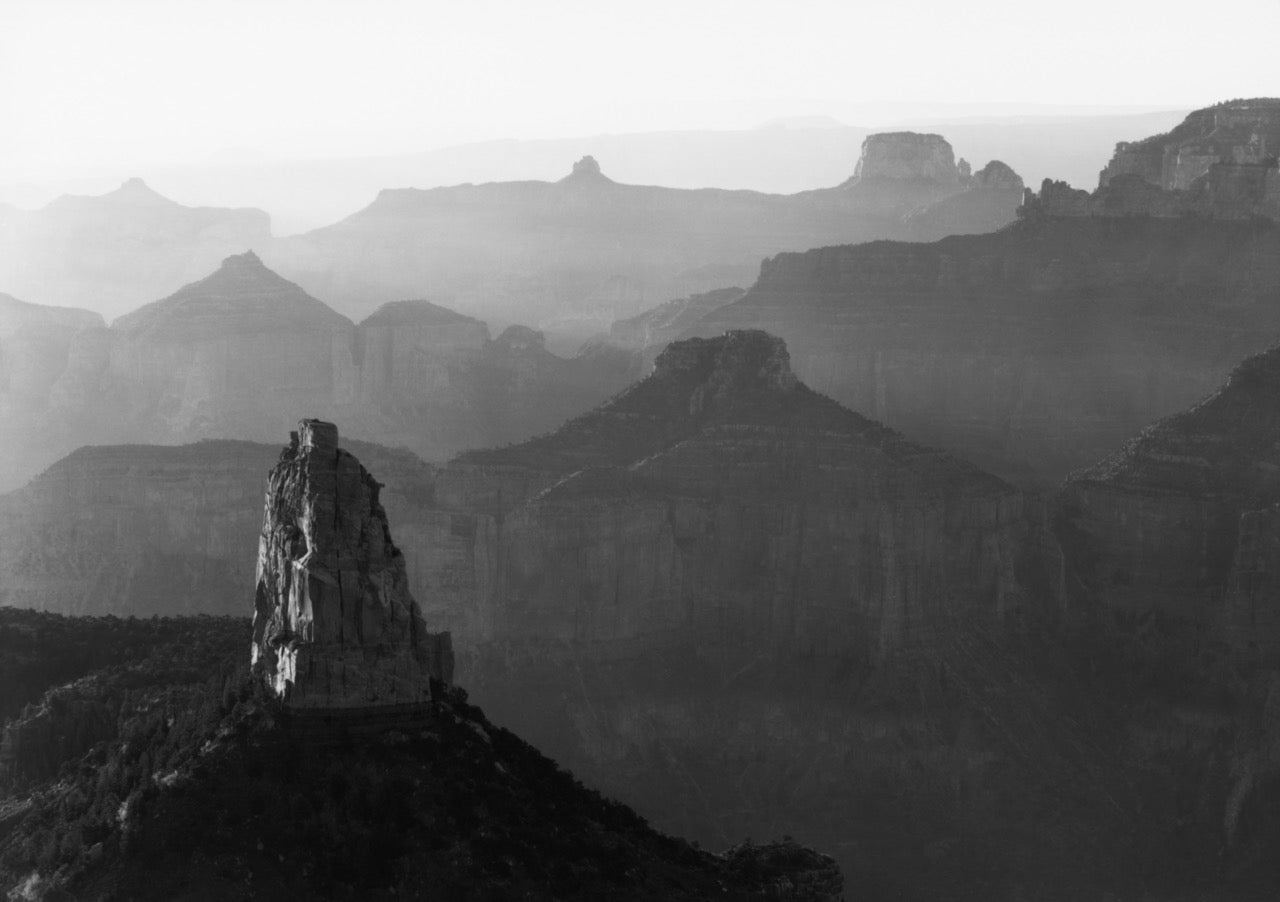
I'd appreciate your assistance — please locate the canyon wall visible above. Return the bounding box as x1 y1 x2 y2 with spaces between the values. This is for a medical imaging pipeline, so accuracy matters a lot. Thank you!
686 216 1280 485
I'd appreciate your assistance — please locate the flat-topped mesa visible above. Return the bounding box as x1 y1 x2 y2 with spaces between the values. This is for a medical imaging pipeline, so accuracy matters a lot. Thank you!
251 419 453 708
851 132 961 185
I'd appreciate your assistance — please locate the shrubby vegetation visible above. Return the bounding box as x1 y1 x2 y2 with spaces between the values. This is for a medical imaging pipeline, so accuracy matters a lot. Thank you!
0 610 836 900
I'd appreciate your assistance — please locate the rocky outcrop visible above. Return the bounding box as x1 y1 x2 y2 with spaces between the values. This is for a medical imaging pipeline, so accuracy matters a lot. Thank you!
1026 99 1280 222
251 420 453 707
0 438 449 620
265 146 1023 338
0 179 271 320
686 215 1280 485
1099 98 1280 191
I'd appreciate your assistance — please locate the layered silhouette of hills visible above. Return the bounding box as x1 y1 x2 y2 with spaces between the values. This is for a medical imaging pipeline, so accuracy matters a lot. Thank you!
0 179 270 320
0 253 639 491
264 137 1023 339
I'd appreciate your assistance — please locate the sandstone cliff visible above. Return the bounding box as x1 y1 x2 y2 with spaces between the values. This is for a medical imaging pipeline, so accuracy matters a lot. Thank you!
0 179 271 320
265 140 1024 338
251 419 453 707
686 215 1280 485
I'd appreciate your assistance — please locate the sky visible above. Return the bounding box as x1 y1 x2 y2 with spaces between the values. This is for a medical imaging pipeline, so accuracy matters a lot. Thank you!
3 0 1278 182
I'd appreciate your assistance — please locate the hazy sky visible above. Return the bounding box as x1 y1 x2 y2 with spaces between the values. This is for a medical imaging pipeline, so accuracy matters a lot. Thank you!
3 0 1277 181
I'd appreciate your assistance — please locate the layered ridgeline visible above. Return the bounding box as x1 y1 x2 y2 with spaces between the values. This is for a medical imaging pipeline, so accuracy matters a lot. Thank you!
0 251 638 491
0 426 841 901
264 134 1024 337
10 335 1280 894
684 101 1280 485
0 179 270 320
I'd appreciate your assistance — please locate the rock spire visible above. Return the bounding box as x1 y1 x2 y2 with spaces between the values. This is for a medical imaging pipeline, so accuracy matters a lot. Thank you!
251 419 453 707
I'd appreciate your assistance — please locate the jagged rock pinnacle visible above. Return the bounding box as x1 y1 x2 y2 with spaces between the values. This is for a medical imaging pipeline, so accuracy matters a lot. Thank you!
251 419 453 708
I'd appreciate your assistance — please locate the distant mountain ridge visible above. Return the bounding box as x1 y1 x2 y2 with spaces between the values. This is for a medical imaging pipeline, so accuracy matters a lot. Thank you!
264 135 1024 338
0 253 640 492
0 179 270 320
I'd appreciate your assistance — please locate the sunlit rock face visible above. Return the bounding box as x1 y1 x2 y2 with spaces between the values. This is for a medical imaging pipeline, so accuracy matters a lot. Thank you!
0 179 271 320
251 419 453 708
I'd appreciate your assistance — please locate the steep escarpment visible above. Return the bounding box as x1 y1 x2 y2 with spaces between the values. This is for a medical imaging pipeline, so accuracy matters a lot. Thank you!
0 179 271 320
689 215 1280 485
1056 343 1280 636
1099 98 1280 191
0 253 638 490
265 139 1024 337
1027 99 1280 222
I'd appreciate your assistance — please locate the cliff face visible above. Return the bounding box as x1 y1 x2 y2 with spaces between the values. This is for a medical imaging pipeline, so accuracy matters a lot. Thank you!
0 179 271 320
1029 99 1280 222
0 254 639 490
850 132 961 185
687 215 1280 485
1099 98 1280 191
251 419 453 707
422 331 1055 658
264 141 1023 337
1056 344 1280 637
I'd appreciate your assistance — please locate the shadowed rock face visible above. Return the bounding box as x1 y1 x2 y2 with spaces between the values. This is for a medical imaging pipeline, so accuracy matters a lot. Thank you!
1055 343 1280 646
251 419 453 707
